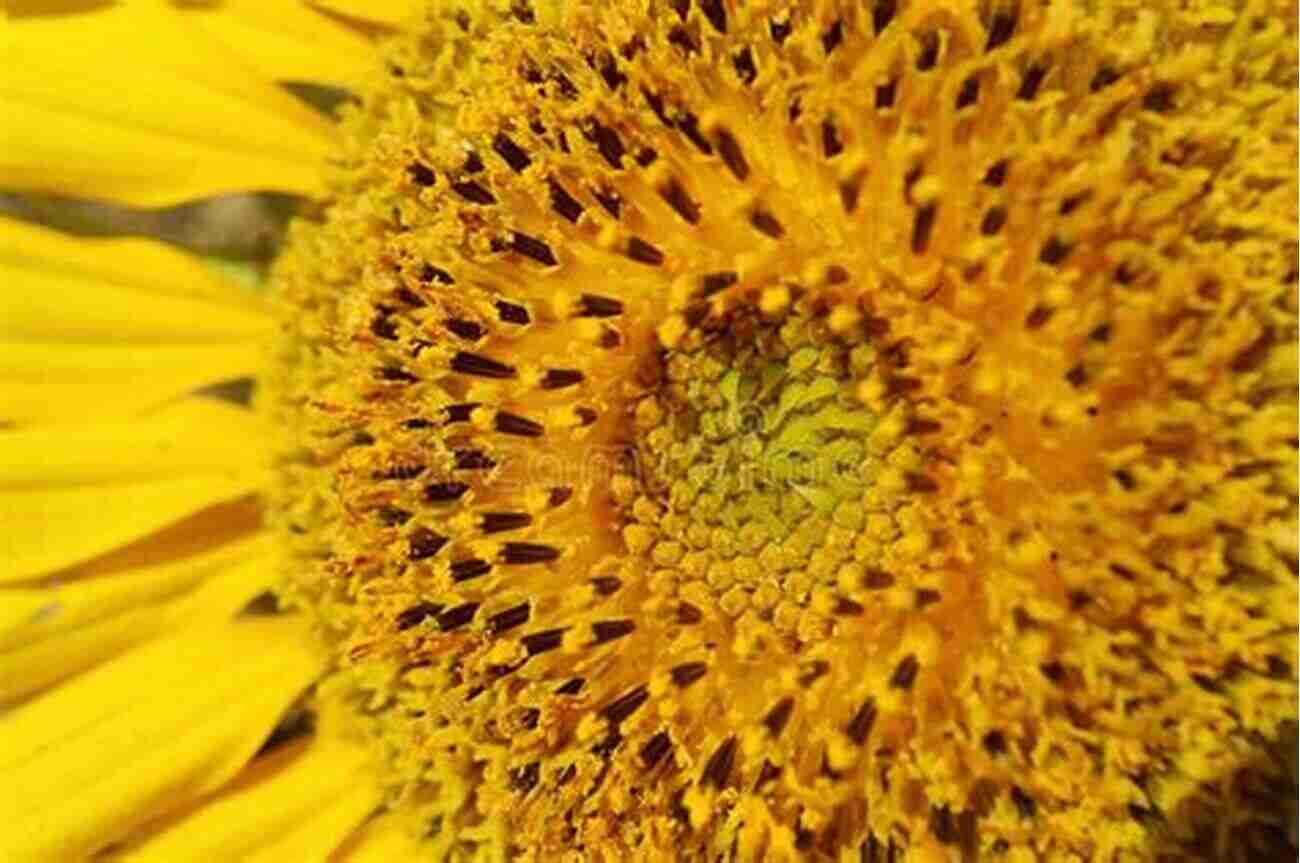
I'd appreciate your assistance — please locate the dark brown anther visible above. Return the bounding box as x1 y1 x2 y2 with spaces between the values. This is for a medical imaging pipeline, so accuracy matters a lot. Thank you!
873 0 897 34
372 463 425 481
548 179 584 223
956 76 980 109
1090 65 1121 91
574 407 599 425
1040 661 1067 683
930 805 959 844
444 403 479 424
454 449 496 470
1024 306 1052 329
985 9 1016 51
1143 83 1176 112
763 697 795 736
419 264 454 284
396 601 443 630
915 588 942 609
549 70 579 99
911 203 938 254
1010 786 1037 818
1018 63 1047 100
451 351 517 379
835 597 865 616
703 736 737 788
494 411 543 438
590 576 622 595
548 486 573 507
602 684 649 724
699 0 727 31
577 294 624 317
634 146 658 167
451 558 492 582
598 54 627 90
626 236 664 265
555 677 584 695
377 365 418 383
395 288 426 308
676 602 703 624
445 318 485 341
540 368 584 389
593 187 623 218
424 481 470 503
494 300 529 326
589 121 625 168
754 761 781 789
1039 236 1072 265
522 628 565 655
492 132 532 172
982 729 1007 755
511 762 540 793
732 47 757 86
640 731 673 768
659 177 701 224
591 619 636 644
822 119 844 158
749 208 784 238
675 111 714 155
370 315 399 340
714 129 750 181
981 206 1007 235
701 271 738 296
846 698 877 744
670 662 708 688
407 161 436 187
511 231 557 266
375 505 410 526
408 527 448 561
667 26 698 55
452 180 496 205
770 16 792 43
481 512 532 534
890 654 920 689
501 542 560 564
917 31 940 70
437 602 480 631
1064 364 1087 388
489 602 531 634
983 160 1008 186
876 79 897 108
821 18 843 53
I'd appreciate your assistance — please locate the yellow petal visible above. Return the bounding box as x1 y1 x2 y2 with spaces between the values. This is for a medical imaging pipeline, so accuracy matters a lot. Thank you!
1 217 273 342
124 732 377 861
0 342 267 424
0 534 275 703
2 3 333 206
177 0 382 89
0 398 269 488
57 497 263 583
337 814 429 862
1 474 262 582
0 615 322 862
0 217 274 422
307 0 423 27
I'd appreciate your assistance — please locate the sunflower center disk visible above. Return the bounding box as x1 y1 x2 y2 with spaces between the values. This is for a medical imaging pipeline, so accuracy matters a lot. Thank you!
623 315 880 620
268 0 1298 859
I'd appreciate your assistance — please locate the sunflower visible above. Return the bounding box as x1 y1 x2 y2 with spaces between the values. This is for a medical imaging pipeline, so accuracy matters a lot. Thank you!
3 0 1297 860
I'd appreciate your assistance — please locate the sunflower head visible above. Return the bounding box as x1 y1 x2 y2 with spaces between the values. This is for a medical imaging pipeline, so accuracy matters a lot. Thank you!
267 0 1298 860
